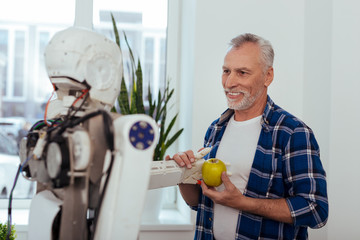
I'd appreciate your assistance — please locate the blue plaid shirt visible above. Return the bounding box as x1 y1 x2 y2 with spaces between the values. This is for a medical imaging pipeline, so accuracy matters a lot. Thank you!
191 96 328 240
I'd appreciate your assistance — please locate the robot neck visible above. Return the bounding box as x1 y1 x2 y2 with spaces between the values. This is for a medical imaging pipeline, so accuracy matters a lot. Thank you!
46 78 111 119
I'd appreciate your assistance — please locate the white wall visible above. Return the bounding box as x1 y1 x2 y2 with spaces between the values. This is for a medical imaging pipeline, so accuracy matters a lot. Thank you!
327 0 360 238
190 0 306 150
173 0 360 239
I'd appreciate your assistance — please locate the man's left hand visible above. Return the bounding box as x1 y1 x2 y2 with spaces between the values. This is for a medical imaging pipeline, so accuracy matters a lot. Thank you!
201 171 244 209
201 171 294 224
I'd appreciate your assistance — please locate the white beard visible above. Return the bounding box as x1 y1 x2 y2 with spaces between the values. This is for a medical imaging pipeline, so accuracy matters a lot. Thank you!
225 88 263 111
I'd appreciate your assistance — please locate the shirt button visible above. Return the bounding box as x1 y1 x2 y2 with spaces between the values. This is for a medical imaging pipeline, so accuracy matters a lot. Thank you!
209 218 212 221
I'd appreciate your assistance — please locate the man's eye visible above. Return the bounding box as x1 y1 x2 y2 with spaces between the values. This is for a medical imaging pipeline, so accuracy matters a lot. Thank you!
223 69 229 74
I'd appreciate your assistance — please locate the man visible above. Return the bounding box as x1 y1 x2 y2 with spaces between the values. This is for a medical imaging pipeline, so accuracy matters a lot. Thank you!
168 33 328 239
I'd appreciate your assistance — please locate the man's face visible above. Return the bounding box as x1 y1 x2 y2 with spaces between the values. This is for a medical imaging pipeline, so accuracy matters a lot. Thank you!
222 43 272 111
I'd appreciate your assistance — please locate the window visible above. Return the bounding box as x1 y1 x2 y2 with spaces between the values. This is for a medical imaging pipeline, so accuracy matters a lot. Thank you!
0 29 8 98
92 0 177 209
13 30 26 98
0 27 27 101
0 1 75 200
35 29 54 102
93 0 168 102
0 0 177 208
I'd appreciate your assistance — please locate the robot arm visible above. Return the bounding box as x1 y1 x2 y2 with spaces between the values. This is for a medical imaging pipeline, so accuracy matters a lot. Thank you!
148 147 211 189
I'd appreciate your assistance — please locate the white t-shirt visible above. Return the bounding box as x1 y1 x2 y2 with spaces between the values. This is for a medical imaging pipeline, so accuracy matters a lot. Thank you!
213 115 262 240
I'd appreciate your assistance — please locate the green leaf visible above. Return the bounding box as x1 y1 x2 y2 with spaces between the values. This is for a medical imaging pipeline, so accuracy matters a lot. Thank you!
156 87 173 120
111 13 121 50
0 222 17 240
165 128 184 149
159 141 167 160
135 59 145 113
163 88 174 111
123 31 136 80
159 110 166 141
153 131 163 160
154 90 162 122
130 88 137 114
110 13 123 73
163 114 178 141
119 76 130 114
148 83 155 117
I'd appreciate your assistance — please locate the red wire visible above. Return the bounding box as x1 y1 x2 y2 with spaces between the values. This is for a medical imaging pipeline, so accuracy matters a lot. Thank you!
72 89 89 107
44 87 89 127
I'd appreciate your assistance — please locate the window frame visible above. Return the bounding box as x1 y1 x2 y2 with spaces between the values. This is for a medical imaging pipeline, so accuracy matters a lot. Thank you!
0 25 28 102
33 27 63 103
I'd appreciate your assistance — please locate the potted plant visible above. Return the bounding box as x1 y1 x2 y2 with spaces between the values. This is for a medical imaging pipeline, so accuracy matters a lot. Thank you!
110 14 184 220
0 222 16 240
110 13 184 161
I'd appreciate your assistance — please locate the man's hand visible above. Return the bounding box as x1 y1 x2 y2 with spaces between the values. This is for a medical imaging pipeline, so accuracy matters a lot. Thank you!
201 172 294 224
166 150 196 169
201 171 244 209
166 150 199 207
166 148 211 169
165 148 211 207
166 148 211 184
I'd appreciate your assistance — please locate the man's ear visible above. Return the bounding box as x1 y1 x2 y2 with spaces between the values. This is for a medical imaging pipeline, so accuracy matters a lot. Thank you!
264 67 274 87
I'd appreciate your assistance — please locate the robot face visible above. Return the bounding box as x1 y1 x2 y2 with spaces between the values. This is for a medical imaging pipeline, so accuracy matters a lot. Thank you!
44 27 122 108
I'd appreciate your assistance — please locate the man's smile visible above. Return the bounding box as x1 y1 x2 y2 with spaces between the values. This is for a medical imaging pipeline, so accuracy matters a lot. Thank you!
225 90 245 101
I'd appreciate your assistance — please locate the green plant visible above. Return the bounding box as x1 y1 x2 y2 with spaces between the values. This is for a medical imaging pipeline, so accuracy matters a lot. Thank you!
0 222 16 240
110 13 184 160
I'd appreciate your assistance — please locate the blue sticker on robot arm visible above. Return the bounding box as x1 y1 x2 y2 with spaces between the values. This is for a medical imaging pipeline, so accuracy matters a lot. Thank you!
129 121 155 150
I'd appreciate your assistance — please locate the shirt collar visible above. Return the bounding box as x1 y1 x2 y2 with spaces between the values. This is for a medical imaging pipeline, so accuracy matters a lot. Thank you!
218 108 234 126
261 95 274 131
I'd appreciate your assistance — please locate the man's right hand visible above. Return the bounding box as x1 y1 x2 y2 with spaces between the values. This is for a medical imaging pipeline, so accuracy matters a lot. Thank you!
166 147 211 169
166 150 196 169
165 148 211 206
165 148 212 185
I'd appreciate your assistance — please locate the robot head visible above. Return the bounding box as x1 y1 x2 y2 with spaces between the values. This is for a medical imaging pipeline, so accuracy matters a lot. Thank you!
44 27 122 110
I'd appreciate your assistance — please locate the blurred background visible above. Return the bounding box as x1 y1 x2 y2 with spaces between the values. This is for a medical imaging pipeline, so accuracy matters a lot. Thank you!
1 0 359 239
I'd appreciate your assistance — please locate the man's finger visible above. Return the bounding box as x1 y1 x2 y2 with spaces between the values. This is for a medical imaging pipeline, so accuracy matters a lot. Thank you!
201 180 218 199
221 171 233 189
184 150 196 163
200 180 207 190
174 152 192 168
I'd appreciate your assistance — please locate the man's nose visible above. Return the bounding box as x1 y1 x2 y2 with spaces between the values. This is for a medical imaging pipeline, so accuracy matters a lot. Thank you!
224 72 237 88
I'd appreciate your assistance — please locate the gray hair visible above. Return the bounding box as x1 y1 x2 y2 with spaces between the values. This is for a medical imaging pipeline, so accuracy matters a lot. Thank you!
229 33 274 72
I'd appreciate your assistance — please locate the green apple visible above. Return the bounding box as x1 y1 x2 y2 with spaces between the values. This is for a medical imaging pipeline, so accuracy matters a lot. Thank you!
201 158 227 187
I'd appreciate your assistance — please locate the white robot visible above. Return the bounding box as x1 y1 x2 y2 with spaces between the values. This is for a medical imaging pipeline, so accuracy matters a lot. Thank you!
19 27 209 240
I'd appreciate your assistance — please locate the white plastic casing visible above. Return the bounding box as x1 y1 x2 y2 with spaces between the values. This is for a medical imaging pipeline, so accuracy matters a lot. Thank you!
94 114 158 240
44 27 122 108
148 160 184 189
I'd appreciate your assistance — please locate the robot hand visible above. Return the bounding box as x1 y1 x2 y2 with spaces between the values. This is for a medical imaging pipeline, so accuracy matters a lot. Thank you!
149 147 233 188
178 147 211 184
179 148 232 184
